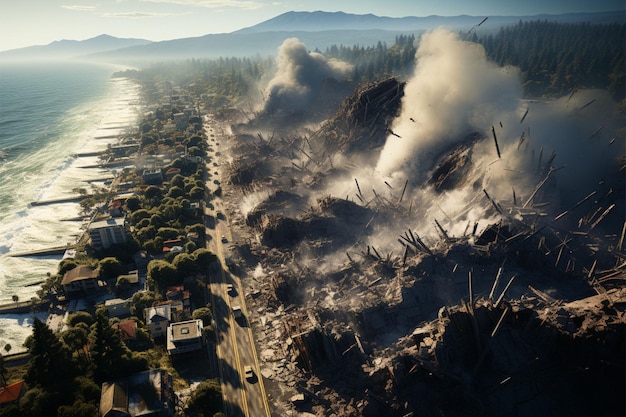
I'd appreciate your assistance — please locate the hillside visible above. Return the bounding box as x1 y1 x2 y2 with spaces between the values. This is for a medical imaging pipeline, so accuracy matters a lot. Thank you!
1 10 622 64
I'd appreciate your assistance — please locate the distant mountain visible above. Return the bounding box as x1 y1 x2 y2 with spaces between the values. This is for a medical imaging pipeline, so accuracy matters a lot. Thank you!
0 34 152 60
2 10 623 64
236 10 625 33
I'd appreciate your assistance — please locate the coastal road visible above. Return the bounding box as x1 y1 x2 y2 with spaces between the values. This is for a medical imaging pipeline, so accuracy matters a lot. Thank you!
204 117 271 417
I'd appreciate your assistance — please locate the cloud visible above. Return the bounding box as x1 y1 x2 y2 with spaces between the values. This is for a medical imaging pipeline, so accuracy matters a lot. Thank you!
62 5 99 12
102 11 183 18
142 0 264 10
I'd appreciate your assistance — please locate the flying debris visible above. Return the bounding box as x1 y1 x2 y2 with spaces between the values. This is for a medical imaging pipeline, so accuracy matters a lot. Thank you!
387 128 402 138
468 16 489 33
520 107 529 124
491 125 501 158
577 98 596 111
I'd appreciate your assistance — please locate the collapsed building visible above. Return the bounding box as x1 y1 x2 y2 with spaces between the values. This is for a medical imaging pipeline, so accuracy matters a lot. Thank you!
214 29 626 416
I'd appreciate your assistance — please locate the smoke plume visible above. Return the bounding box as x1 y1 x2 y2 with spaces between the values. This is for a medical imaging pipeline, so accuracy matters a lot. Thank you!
262 38 353 114
376 28 522 180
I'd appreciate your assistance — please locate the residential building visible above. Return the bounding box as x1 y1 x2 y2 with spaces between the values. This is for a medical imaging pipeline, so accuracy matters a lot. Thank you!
166 284 191 310
99 369 175 417
105 298 131 318
145 305 171 339
113 320 138 350
142 168 163 185
60 265 101 297
108 199 123 217
89 217 128 251
166 319 204 355
0 380 25 408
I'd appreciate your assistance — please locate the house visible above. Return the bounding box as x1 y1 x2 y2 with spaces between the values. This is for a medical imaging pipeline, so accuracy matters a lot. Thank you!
108 199 123 217
142 168 163 185
113 320 138 349
145 305 171 339
166 319 204 355
0 380 25 408
61 265 101 297
89 217 128 251
166 285 191 310
105 298 131 318
99 369 175 417
117 270 140 287
153 300 185 322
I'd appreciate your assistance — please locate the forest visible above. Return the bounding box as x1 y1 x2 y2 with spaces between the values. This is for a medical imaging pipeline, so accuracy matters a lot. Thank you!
123 20 624 110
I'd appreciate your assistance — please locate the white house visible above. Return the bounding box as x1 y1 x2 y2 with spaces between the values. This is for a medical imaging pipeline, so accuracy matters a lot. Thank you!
166 319 204 355
145 305 171 339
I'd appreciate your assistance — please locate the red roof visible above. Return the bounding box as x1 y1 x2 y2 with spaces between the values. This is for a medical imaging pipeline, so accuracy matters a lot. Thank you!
108 200 122 210
0 380 24 404
114 320 137 340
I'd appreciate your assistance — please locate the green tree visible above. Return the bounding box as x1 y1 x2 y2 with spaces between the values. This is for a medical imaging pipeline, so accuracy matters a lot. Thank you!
61 327 89 365
66 311 94 328
131 291 161 319
58 259 79 276
189 186 205 200
173 252 197 279
192 306 212 325
98 257 122 280
125 195 141 212
144 185 163 202
131 209 151 224
89 311 146 383
147 260 179 292
57 401 98 417
26 318 76 390
19 387 54 417
187 379 223 417
193 248 218 274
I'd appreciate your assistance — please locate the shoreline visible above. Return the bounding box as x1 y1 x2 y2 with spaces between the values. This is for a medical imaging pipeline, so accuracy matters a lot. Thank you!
0 74 141 351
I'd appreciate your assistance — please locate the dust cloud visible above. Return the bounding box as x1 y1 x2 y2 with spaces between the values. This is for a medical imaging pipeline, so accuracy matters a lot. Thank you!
262 38 353 114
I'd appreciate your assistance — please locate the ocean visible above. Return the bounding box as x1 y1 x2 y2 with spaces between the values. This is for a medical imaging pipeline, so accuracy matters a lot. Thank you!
0 61 140 352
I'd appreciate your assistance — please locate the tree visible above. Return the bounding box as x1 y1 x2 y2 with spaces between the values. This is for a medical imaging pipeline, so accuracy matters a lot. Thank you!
57 401 98 417
125 196 141 212
173 252 197 279
11 295 18 306
147 260 179 293
0 355 7 386
98 257 122 280
187 379 223 417
90 311 142 383
66 311 94 328
19 387 54 417
131 291 161 320
192 307 212 325
193 248 218 274
61 327 89 365
26 318 75 390
115 276 131 295
144 185 163 202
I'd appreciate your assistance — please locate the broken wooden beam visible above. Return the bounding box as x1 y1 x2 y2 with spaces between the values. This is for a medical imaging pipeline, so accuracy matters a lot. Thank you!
495 274 517 309
491 125 501 158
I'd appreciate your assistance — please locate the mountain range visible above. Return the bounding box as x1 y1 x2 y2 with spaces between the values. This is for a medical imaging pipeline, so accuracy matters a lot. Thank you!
0 10 623 64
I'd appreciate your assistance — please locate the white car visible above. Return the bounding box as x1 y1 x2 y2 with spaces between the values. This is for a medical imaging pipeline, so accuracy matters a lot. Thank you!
244 365 254 381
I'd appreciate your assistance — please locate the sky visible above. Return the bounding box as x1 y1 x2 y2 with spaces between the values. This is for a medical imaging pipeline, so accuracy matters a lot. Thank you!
0 0 624 52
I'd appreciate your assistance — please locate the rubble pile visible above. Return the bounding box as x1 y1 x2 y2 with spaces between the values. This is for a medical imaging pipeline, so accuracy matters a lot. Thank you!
314 77 405 158
215 75 626 416
362 288 626 416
